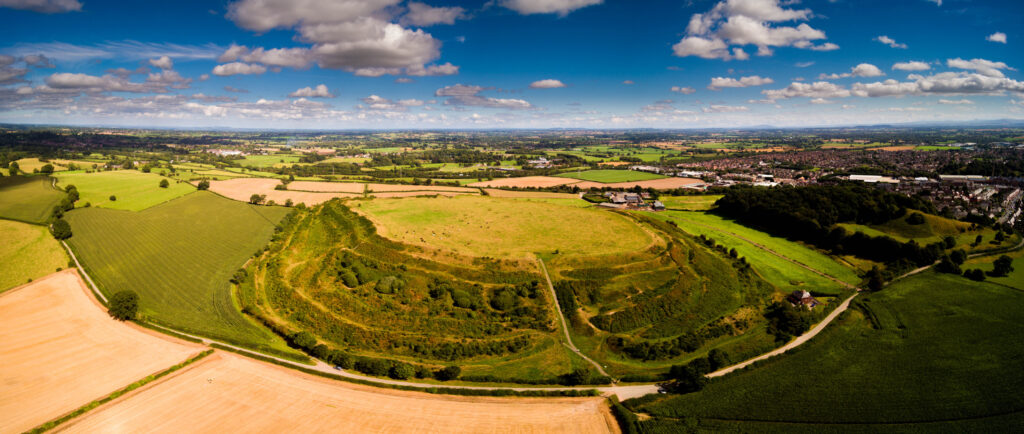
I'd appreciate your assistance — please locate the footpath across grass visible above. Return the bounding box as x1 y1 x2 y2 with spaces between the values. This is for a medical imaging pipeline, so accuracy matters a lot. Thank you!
626 272 1024 431
64 192 301 359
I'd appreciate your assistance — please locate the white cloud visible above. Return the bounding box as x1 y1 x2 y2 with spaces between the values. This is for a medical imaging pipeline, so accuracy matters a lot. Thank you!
938 99 973 105
499 0 602 16
401 2 464 26
212 62 267 76
529 79 567 89
762 81 851 100
4 41 223 63
622 80 634 85
22 54 54 68
225 0 454 76
708 75 774 90
893 61 931 71
986 32 1007 44
819 63 884 80
851 72 1024 97
148 56 173 70
42 72 157 93
435 84 533 109
674 0 835 61
395 77 414 83
0 0 81 13
926 0 941 6
670 86 696 94
702 104 749 113
874 35 907 49
810 98 834 104
947 58 1011 78
795 61 814 68
289 84 335 98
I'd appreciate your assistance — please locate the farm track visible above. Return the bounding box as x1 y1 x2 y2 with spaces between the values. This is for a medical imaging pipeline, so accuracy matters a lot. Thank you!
537 258 612 379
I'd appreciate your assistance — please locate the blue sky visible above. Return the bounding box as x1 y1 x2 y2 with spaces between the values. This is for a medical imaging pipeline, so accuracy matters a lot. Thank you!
1 0 1022 129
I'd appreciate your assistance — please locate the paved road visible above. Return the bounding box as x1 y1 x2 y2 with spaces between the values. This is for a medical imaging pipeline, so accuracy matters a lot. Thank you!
537 258 611 378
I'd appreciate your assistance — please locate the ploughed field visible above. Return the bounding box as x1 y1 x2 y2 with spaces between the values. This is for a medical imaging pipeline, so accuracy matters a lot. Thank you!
63 192 303 360
626 272 1024 431
0 271 203 433
243 196 783 381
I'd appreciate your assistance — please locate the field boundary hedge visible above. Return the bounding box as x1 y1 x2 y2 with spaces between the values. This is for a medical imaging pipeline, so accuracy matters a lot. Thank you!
27 350 214 433
209 343 601 398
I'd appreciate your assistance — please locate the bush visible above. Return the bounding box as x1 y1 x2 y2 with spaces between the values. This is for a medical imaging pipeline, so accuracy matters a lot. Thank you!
339 270 359 288
108 290 139 321
290 331 317 350
159 179 170 188
434 365 461 381
905 213 926 225
389 363 415 380
109 195 117 201
375 275 405 294
40 164 54 174
51 219 72 240
197 180 210 190
489 288 517 311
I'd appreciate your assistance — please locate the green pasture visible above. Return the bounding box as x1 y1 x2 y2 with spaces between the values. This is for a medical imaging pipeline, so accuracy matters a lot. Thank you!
555 169 665 183
651 211 860 294
0 176 65 224
64 192 300 358
55 170 195 211
837 212 1002 252
240 154 301 168
0 220 67 292
964 248 1024 290
629 272 1024 430
658 195 722 211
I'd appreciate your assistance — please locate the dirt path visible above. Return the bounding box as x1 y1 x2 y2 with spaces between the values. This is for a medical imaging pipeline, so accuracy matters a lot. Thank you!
537 258 612 379
706 291 858 378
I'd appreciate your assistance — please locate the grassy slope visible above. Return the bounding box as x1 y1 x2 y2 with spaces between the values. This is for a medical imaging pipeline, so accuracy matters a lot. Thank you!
658 195 723 211
0 220 67 292
64 192 299 357
0 176 65 224
651 211 859 295
554 169 665 183
55 170 195 211
632 272 1024 429
964 248 1024 289
357 196 653 258
837 212 1000 252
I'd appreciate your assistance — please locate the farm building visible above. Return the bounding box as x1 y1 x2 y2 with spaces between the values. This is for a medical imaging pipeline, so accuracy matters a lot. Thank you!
787 290 820 309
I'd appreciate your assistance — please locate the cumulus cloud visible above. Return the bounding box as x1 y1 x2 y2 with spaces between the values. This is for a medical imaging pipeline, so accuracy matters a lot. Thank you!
500 0 602 16
41 72 167 93
874 35 907 49
435 84 532 109
762 81 851 100
224 0 456 76
893 61 931 71
707 75 773 90
819 63 884 80
851 72 1024 97
670 86 696 94
289 84 335 98
673 0 835 61
986 32 1007 44
401 2 464 26
947 58 1011 78
212 62 267 76
148 56 173 70
0 0 81 13
529 79 566 89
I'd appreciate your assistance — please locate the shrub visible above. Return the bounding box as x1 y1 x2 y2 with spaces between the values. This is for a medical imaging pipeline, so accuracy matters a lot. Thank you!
339 270 359 288
108 290 139 321
197 180 210 190
389 363 415 380
375 275 404 294
109 195 117 201
40 164 54 174
159 179 169 188
290 331 317 350
434 365 461 381
905 213 926 225
489 288 517 311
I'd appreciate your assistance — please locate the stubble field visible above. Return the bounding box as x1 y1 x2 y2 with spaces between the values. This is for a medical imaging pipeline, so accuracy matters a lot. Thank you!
0 270 202 433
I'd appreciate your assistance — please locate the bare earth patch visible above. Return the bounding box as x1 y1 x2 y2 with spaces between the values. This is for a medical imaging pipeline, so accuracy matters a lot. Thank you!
0 270 202 433
62 352 617 434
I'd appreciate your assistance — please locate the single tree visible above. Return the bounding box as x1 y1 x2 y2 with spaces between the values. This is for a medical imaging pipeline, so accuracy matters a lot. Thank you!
108 290 139 321
8 161 19 176
159 179 170 188
991 255 1014 277
197 179 210 190
109 195 117 201
249 194 266 205
40 164 54 174
50 219 72 240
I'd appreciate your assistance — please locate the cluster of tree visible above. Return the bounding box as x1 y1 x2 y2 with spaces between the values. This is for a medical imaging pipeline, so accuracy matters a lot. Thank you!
764 301 816 343
611 319 737 361
50 184 80 240
285 330 463 381
660 349 731 394
939 150 1024 177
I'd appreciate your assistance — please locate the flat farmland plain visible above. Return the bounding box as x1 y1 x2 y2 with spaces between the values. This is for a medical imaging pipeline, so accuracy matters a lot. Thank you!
0 270 202 433
55 170 195 211
63 192 301 359
0 176 65 223
61 352 617 434
0 219 66 292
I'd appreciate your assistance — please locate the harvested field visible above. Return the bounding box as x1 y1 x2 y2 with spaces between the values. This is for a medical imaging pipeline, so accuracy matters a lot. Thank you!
62 353 617 434
469 176 578 188
484 189 579 199
287 180 366 193
367 183 477 193
206 178 357 205
369 191 475 198
0 270 202 433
